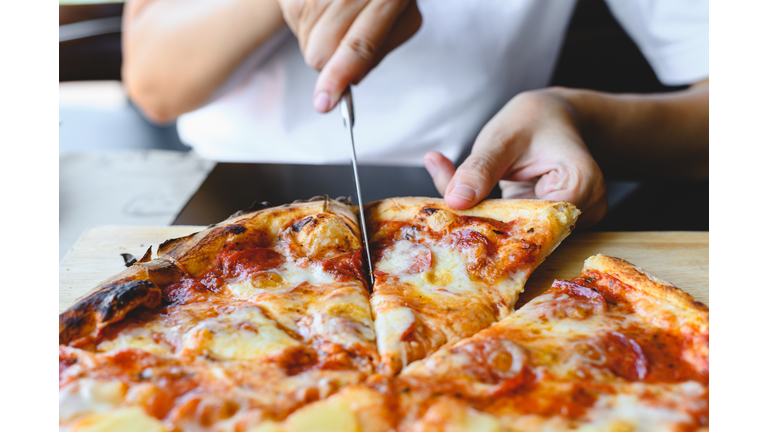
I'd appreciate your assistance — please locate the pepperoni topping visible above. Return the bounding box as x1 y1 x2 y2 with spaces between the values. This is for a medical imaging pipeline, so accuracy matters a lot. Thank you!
602 331 649 381
450 338 528 385
536 280 608 320
220 248 285 278
402 243 433 275
318 250 367 284
452 229 495 255
163 276 216 304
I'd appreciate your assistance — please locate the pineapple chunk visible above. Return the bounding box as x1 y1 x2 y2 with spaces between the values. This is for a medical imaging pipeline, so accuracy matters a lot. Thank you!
249 420 286 432
463 408 502 432
71 407 167 432
285 398 359 432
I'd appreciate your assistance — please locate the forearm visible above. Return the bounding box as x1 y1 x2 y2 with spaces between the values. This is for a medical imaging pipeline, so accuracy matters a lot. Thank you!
123 0 285 123
548 82 709 180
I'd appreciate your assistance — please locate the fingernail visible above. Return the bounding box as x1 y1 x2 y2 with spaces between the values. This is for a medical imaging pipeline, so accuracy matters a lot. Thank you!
424 159 437 176
448 184 476 202
313 92 330 112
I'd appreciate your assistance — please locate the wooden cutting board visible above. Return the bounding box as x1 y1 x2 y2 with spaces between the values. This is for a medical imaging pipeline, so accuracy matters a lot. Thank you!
59 227 708 313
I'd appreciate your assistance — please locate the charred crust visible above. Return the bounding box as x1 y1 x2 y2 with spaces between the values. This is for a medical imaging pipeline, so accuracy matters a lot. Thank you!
120 253 137 267
59 280 161 345
95 280 156 322
227 195 352 220
419 207 440 216
229 201 274 218
291 216 314 232
224 224 247 235
139 247 153 263
159 237 182 252
294 195 328 204
137 258 184 286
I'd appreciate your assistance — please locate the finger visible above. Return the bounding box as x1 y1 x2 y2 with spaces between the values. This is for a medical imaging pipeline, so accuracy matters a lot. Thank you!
443 123 518 209
533 165 607 228
499 179 537 199
423 151 455 196
303 0 368 69
295 0 333 53
278 0 302 35
312 0 411 112
353 0 421 84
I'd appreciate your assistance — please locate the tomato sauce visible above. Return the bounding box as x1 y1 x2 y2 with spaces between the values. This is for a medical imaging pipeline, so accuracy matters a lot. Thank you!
316 250 367 285
553 275 708 385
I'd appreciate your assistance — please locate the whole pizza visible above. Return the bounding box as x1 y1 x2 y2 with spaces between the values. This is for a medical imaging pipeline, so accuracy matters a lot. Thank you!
58 196 708 431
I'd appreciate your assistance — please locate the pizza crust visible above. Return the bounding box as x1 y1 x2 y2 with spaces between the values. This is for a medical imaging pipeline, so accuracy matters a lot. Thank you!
159 198 361 277
365 197 579 269
583 254 709 315
59 196 363 346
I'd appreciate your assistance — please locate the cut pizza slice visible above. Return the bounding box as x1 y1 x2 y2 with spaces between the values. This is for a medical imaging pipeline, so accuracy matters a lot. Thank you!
365 197 580 374
59 197 379 431
392 254 709 431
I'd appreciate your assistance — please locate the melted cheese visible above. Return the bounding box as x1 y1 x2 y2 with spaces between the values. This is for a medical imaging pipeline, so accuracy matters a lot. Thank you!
373 306 415 368
378 239 528 305
96 327 172 356
302 295 376 347
59 379 127 422
580 383 705 431
181 306 300 360
225 258 338 298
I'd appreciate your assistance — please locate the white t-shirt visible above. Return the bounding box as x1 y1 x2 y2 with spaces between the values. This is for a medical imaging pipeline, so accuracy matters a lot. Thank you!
177 0 708 165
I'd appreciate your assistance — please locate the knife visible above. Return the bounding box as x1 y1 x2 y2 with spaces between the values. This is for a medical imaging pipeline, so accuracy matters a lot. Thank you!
340 86 375 288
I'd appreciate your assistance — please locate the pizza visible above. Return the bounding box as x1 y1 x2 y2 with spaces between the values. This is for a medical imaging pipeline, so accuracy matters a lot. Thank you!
365 198 579 374
59 197 379 431
58 196 709 432
253 254 709 432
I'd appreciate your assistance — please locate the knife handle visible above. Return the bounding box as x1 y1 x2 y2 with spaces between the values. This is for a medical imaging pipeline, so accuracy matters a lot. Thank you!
340 86 355 129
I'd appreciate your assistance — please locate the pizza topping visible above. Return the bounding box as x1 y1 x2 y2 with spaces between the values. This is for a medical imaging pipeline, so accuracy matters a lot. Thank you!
163 276 218 304
221 248 285 278
316 250 367 284
449 338 528 385
529 280 608 320
97 326 174 357
373 306 416 371
599 331 649 381
571 271 638 307
68 406 168 432
180 306 301 361
420 207 458 232
376 240 433 276
59 379 128 422
285 213 361 260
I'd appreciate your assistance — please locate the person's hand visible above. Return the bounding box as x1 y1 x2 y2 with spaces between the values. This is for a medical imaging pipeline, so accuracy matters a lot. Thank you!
423 90 608 227
277 0 421 113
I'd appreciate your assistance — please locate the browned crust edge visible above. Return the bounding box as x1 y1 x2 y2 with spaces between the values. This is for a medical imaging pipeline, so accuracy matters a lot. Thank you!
59 196 360 345
365 197 580 270
583 254 709 314
158 196 359 275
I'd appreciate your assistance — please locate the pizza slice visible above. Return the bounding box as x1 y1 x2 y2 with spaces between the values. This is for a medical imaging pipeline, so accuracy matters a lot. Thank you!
365 197 580 374
390 254 709 431
257 254 708 432
59 197 379 431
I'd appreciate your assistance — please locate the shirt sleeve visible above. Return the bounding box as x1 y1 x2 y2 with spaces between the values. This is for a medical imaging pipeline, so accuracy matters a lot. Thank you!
604 0 709 86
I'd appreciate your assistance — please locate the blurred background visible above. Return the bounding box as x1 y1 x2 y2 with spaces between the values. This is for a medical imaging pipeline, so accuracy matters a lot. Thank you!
59 0 708 260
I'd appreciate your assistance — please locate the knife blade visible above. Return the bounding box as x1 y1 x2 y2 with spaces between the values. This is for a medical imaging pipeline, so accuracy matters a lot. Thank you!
340 86 375 288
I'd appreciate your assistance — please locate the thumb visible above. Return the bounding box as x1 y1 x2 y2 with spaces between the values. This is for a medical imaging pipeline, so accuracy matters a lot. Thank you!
444 150 510 210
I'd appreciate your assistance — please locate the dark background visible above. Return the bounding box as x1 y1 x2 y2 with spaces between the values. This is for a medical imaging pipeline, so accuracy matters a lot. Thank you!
60 0 708 231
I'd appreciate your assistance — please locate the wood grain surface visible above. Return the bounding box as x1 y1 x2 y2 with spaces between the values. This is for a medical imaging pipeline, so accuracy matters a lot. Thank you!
59 227 708 313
